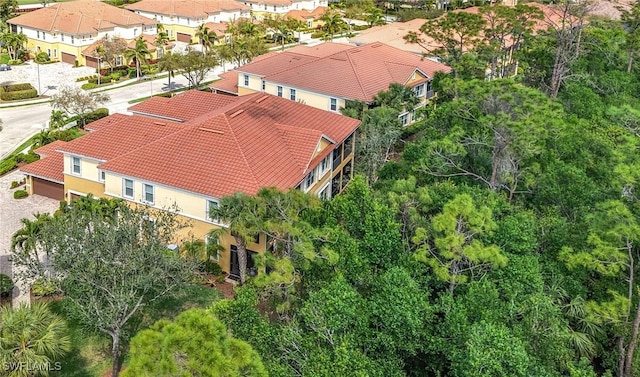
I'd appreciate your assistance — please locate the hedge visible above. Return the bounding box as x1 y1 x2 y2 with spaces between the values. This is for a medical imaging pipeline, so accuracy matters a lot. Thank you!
0 274 13 295
81 83 98 90
2 83 35 92
13 190 28 199
15 151 40 164
1 89 38 100
0 157 17 176
84 108 109 124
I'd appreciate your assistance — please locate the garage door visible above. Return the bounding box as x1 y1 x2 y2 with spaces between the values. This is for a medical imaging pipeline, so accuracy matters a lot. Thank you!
177 32 191 43
85 56 98 68
61 52 76 65
32 177 64 200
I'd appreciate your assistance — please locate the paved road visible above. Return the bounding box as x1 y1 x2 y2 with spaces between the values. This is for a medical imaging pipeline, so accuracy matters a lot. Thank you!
0 64 227 158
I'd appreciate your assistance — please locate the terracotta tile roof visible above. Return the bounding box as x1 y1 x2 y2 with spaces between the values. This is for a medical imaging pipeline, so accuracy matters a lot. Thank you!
125 0 249 17
85 113 130 131
8 0 155 35
350 19 429 55
126 34 158 52
242 42 450 102
244 0 294 6
286 41 354 57
210 70 239 94
96 91 359 198
311 6 328 18
129 90 240 121
57 115 186 161
21 141 67 183
284 9 315 21
203 21 229 37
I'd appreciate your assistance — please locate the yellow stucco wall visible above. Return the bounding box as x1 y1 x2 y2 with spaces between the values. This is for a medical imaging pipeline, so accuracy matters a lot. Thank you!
64 174 106 201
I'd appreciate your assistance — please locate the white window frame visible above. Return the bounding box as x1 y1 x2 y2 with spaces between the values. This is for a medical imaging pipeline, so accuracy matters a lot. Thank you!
305 169 315 190
261 80 265 91
206 199 219 223
98 170 105 182
330 98 337 111
320 155 331 174
71 156 81 175
414 83 425 97
243 74 249 86
290 88 296 101
205 234 219 261
123 178 134 198
143 184 154 204
319 183 330 201
277 86 283 97
399 113 409 127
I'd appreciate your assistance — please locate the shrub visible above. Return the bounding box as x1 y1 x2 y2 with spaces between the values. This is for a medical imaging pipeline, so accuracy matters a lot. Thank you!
153 92 173 98
31 278 58 297
10 180 20 189
0 274 13 295
14 190 28 199
7 59 22 65
1 89 38 101
35 52 50 63
3 83 35 92
310 31 325 39
128 67 137 77
84 108 109 123
50 128 81 142
0 157 17 175
204 261 223 276
81 82 98 90
15 151 40 164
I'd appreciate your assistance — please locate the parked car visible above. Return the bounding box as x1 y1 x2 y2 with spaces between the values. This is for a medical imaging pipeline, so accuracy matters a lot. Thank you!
0 64 11 71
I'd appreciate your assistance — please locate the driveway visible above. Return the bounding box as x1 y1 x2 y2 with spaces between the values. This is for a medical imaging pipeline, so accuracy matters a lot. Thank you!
0 170 59 305
0 61 95 96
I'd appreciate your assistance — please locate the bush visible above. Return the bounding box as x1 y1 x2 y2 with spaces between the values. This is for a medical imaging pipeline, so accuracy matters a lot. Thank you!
10 180 20 189
310 31 325 39
84 107 109 123
14 190 28 199
3 83 34 92
14 151 40 163
128 67 137 77
31 278 58 297
1 89 38 100
0 274 13 295
35 52 50 63
203 261 223 276
7 59 22 65
153 92 173 98
81 82 98 90
50 128 81 142
0 157 17 175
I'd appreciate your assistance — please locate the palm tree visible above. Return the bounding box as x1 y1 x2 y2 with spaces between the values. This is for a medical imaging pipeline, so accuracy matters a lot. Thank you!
320 10 347 41
0 302 71 377
154 23 170 57
211 193 260 284
195 24 218 53
1 32 27 60
365 6 385 27
124 37 150 79
11 213 54 279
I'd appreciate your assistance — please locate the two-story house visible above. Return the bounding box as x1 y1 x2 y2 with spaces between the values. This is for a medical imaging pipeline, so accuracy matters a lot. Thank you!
241 0 328 20
20 90 360 279
211 42 451 125
7 0 157 66
125 0 250 44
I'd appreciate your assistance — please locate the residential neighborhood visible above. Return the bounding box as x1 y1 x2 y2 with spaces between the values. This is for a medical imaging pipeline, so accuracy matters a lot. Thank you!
1 0 640 375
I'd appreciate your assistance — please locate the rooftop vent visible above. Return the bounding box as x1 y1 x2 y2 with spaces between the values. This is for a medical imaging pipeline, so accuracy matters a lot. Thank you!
153 121 166 126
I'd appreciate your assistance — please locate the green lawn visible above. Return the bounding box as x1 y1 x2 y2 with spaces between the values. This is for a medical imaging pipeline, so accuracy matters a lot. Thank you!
0 54 9 64
48 283 223 377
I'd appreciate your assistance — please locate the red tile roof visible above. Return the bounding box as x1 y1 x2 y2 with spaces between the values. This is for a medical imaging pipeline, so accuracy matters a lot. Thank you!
21 141 68 183
210 70 239 94
8 0 155 35
125 0 249 17
92 91 359 198
239 42 450 102
129 90 241 121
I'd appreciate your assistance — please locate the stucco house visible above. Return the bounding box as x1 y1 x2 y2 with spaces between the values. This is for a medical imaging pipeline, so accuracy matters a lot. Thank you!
20 90 360 279
211 41 451 125
7 0 157 66
125 0 250 44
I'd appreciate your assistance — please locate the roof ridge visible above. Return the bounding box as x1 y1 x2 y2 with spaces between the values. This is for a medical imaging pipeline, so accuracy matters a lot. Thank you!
343 46 369 103
274 122 323 173
224 114 262 192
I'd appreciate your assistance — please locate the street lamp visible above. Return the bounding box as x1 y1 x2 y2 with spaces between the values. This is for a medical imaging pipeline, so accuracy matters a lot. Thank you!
97 56 101 85
36 59 41 97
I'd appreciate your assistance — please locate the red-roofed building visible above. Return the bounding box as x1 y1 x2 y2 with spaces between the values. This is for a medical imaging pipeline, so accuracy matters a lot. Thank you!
212 41 450 125
21 90 360 278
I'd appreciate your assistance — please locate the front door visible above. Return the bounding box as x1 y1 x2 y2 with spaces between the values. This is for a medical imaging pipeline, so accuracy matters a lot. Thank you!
229 245 257 281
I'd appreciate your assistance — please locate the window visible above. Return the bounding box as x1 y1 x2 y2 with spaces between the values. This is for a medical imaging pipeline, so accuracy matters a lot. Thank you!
273 5 276 10
206 200 219 222
320 155 330 173
399 113 409 126
414 83 424 97
37 31 40 39
47 49 50 57
61 34 64 41
144 184 154 204
277 86 283 97
71 36 74 44
261 80 265 91
290 88 296 101
305 169 315 189
115 56 122 66
42 32 46 40
71 157 81 175
123 179 134 198
157 47 164 58
330 98 337 111
53 49 57 57
243 74 249 86
205 235 219 261
319 186 330 201
99 170 105 182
